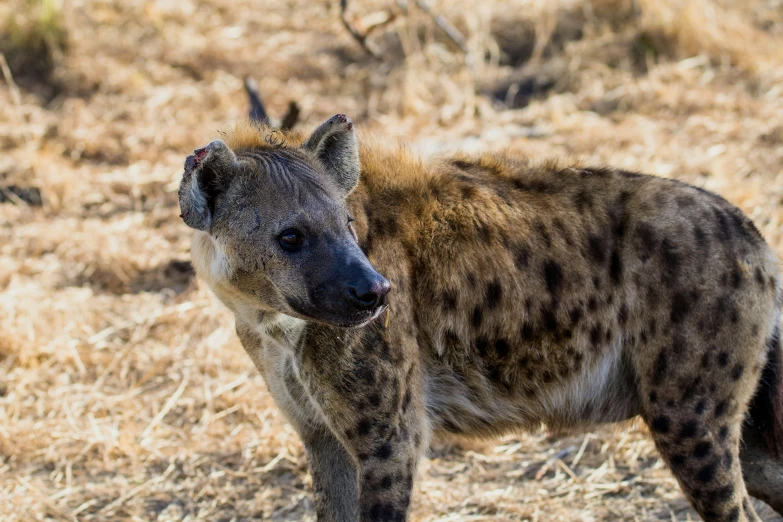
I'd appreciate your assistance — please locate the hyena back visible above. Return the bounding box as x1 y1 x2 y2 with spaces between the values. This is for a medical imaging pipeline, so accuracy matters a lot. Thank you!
179 115 783 521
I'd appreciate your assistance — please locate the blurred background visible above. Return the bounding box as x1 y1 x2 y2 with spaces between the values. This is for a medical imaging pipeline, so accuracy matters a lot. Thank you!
1 0 783 520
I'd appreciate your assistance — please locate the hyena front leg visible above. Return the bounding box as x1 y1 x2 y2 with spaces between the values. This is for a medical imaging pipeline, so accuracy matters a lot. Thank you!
300 332 426 522
302 428 359 522
235 325 360 522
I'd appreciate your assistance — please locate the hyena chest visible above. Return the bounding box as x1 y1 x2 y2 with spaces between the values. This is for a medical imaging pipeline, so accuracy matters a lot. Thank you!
422 331 641 436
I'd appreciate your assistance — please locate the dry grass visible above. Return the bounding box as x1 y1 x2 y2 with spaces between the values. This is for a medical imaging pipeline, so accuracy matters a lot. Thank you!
1 0 783 520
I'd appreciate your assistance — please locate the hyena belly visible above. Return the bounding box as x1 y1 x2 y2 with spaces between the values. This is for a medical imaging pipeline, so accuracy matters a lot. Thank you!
424 321 642 437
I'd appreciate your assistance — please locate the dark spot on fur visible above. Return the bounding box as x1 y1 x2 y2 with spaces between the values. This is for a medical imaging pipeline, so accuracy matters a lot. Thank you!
708 484 735 505
696 460 718 483
681 377 701 402
590 325 602 347
660 239 680 281
724 506 740 522
651 416 671 434
731 265 743 289
670 453 686 469
649 391 658 403
441 290 457 311
701 353 711 368
678 420 699 439
573 190 593 211
587 296 598 311
368 502 398 521
754 267 765 287
495 338 510 358
609 250 623 283
375 442 393 459
471 307 484 329
514 244 530 269
694 225 707 242
653 351 668 385
694 441 712 459
486 280 503 310
695 400 707 415
715 400 729 417
714 208 733 242
543 260 563 295
569 307 582 325
718 352 730 367
587 234 608 264
677 195 696 208
513 179 558 194
379 474 393 490
539 307 558 334
635 222 657 256
670 291 691 324
731 364 744 381
719 426 729 440
461 185 477 200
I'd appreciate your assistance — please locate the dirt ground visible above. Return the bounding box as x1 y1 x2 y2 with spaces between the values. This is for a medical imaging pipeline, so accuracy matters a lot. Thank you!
2 0 783 520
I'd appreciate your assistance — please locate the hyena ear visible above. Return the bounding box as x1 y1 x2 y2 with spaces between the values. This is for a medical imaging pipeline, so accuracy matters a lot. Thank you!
301 114 360 195
178 140 238 231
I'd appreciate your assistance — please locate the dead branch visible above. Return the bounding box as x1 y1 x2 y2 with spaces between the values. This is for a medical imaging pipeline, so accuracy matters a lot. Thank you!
412 0 468 53
340 0 382 59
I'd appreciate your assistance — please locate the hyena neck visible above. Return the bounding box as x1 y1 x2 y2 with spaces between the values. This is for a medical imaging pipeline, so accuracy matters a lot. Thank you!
234 303 308 350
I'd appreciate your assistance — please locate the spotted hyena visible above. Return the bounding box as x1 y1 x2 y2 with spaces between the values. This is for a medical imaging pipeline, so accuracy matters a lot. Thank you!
178 114 783 522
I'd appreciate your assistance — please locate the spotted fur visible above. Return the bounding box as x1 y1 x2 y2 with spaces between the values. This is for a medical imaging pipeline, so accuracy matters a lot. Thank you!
182 118 783 522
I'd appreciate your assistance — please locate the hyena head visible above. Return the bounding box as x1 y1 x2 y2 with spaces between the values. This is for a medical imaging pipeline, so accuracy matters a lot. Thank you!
178 115 390 327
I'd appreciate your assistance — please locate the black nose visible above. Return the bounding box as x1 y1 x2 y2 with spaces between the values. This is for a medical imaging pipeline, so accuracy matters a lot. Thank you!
347 276 391 310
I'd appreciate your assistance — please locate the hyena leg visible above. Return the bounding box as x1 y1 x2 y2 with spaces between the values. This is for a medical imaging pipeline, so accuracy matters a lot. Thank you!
648 418 760 521
300 341 426 522
740 430 783 516
741 326 783 516
243 339 359 522
637 340 763 521
303 428 359 522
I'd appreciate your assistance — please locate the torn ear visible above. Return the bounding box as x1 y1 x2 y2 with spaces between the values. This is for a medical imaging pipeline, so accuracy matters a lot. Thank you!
302 114 360 195
178 140 238 231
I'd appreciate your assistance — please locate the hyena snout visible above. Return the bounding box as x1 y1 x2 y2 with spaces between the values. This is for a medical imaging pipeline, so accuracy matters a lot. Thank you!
346 270 390 311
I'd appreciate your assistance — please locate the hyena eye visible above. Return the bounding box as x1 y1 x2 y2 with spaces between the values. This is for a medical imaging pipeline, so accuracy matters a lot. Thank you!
278 229 305 251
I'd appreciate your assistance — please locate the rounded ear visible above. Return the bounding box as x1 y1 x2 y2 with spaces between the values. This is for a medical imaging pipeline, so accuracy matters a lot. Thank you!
178 140 238 231
301 114 360 195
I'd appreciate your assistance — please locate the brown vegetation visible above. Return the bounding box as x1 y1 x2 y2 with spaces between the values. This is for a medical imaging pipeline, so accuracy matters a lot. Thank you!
1 0 782 520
